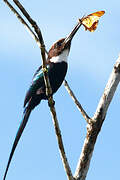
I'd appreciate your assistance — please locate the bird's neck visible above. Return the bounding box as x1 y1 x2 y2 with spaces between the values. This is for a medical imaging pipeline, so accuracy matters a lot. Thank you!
50 49 69 63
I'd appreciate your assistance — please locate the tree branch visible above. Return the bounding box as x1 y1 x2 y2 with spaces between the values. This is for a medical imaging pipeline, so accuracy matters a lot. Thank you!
64 80 91 123
3 0 42 48
3 0 73 179
48 98 74 180
13 0 44 46
3 0 48 54
74 55 120 180
93 55 120 122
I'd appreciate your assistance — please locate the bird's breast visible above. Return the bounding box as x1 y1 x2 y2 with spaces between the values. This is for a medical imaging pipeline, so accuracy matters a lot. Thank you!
48 61 68 94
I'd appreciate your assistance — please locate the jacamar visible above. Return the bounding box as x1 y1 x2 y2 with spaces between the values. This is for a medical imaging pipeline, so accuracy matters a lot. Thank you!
3 22 81 180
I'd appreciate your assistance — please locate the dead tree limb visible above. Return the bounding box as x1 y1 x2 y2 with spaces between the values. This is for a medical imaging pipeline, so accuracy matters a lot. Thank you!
74 55 120 180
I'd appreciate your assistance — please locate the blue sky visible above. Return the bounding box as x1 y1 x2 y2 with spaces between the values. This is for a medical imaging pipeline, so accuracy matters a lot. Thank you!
0 0 120 180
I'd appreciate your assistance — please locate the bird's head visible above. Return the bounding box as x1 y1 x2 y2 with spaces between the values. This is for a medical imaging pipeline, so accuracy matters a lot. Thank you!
48 22 81 63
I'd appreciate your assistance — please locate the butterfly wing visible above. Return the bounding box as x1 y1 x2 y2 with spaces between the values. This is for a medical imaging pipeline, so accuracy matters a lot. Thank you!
80 11 105 32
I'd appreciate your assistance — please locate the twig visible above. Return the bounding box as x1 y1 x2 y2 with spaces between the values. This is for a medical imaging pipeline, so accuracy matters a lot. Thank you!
48 97 74 180
74 55 120 180
3 0 42 48
3 0 48 54
12 0 49 70
64 80 91 124
13 0 46 52
3 0 73 179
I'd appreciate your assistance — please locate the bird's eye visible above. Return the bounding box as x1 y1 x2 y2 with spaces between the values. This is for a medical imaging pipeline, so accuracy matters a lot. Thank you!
54 42 61 49
57 41 61 46
54 40 64 49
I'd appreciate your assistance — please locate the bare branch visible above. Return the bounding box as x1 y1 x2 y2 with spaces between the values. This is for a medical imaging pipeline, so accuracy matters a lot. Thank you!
3 0 49 54
3 0 42 48
93 55 120 122
48 97 74 180
64 80 91 123
74 55 120 180
13 0 45 50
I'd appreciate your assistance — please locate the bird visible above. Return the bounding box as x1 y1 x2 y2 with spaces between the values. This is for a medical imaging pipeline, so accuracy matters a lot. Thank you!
3 22 81 180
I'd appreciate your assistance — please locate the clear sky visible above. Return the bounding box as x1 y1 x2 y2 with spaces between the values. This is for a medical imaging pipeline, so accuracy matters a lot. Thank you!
0 0 120 180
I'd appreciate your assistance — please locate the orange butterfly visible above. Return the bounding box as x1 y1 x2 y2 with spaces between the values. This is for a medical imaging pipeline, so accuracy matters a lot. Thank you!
80 11 105 32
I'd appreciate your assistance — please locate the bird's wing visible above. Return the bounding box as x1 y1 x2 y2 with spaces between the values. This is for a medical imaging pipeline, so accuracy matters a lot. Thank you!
24 64 51 107
24 65 43 107
32 65 42 81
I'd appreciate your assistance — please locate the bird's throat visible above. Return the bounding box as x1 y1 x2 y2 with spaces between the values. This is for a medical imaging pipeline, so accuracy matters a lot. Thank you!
50 49 69 63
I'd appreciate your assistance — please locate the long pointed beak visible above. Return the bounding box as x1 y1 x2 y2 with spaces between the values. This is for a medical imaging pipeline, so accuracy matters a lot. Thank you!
64 21 82 45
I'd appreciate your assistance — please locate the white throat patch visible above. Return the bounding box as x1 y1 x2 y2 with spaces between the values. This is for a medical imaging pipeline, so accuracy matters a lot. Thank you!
50 49 69 63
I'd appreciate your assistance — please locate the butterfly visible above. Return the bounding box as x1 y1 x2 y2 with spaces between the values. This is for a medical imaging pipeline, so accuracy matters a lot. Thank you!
79 11 105 32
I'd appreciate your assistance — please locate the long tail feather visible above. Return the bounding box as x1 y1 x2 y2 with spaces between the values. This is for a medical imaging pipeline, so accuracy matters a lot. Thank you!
3 108 32 180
